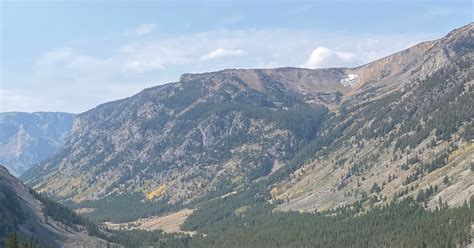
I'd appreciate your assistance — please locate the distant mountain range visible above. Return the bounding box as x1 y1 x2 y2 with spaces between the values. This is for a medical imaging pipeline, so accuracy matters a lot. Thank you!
19 22 474 229
0 112 74 176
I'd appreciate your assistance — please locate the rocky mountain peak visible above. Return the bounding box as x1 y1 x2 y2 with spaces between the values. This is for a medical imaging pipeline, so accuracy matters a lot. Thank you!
180 67 349 108
180 67 348 91
342 22 473 99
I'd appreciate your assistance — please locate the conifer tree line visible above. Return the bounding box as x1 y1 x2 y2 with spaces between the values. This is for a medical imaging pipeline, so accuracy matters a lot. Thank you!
3 190 473 247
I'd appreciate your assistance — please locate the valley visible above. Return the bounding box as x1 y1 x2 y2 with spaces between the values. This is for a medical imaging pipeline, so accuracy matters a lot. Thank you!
1 20 473 248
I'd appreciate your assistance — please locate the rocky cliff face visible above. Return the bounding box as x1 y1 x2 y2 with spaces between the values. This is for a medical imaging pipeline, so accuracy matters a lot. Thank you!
23 23 473 222
0 112 74 176
23 67 346 209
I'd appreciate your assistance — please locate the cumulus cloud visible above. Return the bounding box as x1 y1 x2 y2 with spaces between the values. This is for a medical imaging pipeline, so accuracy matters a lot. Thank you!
135 23 155 36
303 46 358 69
200 48 244 61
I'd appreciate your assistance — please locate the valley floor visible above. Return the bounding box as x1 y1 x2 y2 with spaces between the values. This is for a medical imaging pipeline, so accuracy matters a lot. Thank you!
104 208 195 235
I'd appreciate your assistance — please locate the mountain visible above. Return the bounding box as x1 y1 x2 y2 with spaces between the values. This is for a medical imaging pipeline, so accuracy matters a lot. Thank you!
0 112 75 176
272 23 474 212
0 165 108 247
23 67 340 221
22 23 473 225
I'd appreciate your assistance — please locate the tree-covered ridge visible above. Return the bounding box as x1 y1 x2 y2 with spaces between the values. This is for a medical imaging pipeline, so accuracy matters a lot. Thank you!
1 188 178 247
1 165 110 247
0 185 25 241
3 233 50 248
28 189 103 238
317 58 473 157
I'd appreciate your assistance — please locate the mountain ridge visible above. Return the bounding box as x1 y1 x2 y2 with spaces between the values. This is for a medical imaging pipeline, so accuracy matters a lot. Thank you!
0 164 109 246
22 23 473 223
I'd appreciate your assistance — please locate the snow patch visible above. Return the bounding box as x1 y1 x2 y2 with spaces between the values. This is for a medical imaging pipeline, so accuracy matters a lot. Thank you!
340 74 359 87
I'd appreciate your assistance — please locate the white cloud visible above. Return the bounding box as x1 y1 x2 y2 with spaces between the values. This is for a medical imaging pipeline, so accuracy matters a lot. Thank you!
303 46 357 69
2 28 436 113
135 23 155 36
35 47 73 73
200 48 244 61
120 41 197 73
0 89 37 112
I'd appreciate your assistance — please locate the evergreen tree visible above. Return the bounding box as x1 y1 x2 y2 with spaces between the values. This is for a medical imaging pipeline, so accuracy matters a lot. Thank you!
443 175 449 184
5 233 18 248
371 182 381 194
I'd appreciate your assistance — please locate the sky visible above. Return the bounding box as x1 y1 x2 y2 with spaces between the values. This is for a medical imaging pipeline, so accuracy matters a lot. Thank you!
1 0 472 113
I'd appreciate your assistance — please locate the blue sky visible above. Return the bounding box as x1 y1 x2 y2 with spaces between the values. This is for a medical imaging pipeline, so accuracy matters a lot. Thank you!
1 0 472 113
